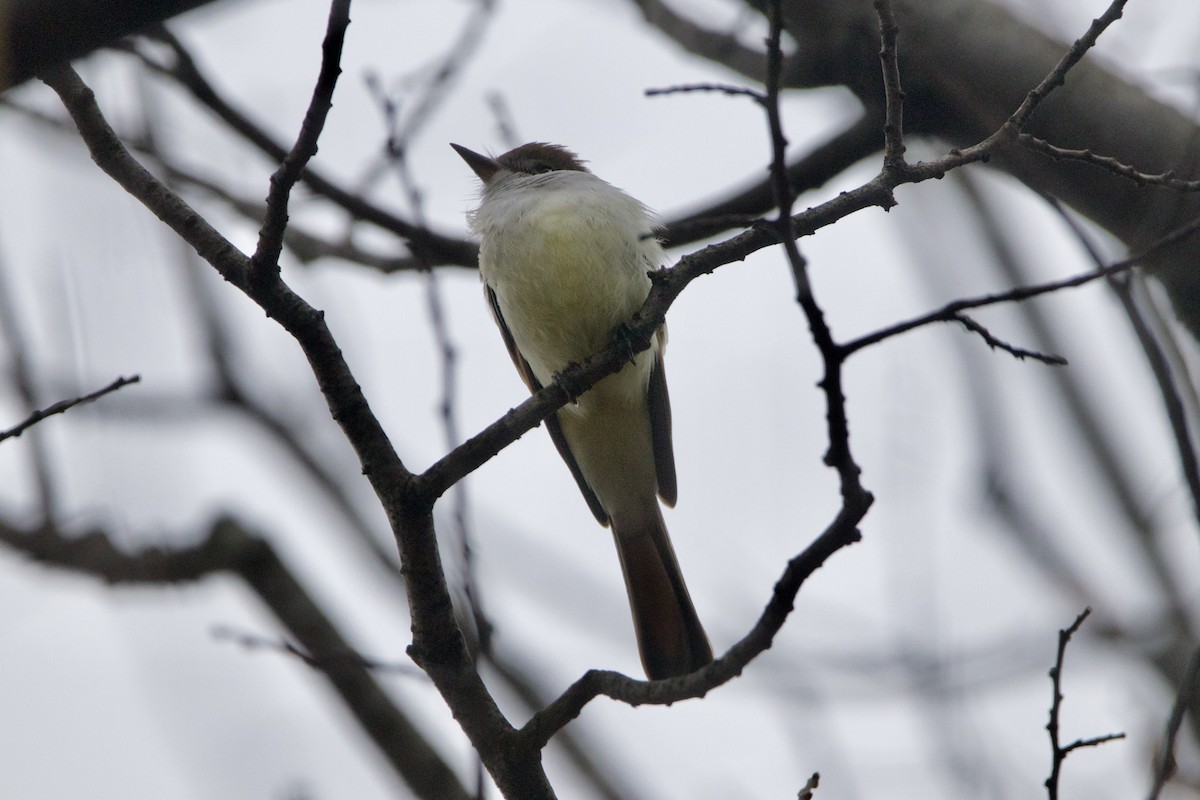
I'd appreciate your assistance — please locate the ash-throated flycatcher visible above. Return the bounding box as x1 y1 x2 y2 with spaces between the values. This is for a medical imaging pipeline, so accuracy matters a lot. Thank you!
452 142 712 679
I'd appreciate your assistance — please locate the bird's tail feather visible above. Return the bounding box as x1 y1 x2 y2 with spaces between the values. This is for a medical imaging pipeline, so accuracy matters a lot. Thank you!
613 510 712 679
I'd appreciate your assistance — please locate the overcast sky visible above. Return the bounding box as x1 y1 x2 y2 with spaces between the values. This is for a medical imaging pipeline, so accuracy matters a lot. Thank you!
2 1 1199 798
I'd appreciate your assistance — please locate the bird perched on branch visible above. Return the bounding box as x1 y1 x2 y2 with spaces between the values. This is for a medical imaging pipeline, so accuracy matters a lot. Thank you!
453 141 712 679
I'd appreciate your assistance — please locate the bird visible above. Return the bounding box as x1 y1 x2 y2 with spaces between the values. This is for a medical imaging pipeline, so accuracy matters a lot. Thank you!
452 141 712 679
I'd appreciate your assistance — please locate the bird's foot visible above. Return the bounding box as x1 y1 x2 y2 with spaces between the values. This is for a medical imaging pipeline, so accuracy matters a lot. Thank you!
612 322 639 365
552 363 586 403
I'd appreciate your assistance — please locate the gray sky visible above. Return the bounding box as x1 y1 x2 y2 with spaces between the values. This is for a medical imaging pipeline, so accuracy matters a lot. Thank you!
1 0 1198 798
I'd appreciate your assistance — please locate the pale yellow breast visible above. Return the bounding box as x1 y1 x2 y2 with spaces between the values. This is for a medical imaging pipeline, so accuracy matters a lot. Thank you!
482 195 653 383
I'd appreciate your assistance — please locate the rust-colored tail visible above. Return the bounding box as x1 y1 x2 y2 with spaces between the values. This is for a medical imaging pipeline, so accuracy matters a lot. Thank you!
613 510 712 679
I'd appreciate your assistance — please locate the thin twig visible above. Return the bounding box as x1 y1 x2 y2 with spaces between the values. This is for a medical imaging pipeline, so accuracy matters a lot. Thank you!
212 625 424 677
1062 732 1127 753
1005 0 1130 134
1045 608 1088 800
0 375 141 443
645 82 764 100
653 0 871 500
250 0 351 278
873 0 906 171
1021 134 1200 191
951 313 1068 365
841 211 1200 357
1045 608 1125 800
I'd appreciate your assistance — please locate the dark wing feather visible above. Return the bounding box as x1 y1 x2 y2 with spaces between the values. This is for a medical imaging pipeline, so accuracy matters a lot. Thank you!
485 284 610 525
647 327 677 507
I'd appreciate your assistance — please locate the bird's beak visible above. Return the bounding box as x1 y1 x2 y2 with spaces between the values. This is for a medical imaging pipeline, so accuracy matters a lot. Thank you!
451 143 500 183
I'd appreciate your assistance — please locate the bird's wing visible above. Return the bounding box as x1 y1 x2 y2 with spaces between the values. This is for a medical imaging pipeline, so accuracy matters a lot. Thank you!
648 326 677 507
485 284 610 525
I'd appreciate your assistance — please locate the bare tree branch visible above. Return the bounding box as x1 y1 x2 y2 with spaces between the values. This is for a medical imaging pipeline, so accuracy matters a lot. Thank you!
1047 198 1200 533
950 169 1183 613
0 514 471 799
363 2 497 682
0 0 221 91
521 503 868 747
1148 645 1200 800
873 0 906 170
630 0 769 83
657 114 883 247
941 170 1200 758
746 0 1200 338
1005 1 1130 134
950 313 1067 365
2 91 432 273
1021 134 1200 192
35 41 553 798
482 651 637 800
840 212 1200 358
129 26 479 268
249 0 351 278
